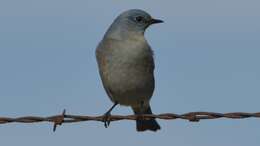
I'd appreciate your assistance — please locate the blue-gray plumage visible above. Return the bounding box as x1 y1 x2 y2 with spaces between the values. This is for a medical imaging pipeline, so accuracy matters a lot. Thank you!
96 9 163 132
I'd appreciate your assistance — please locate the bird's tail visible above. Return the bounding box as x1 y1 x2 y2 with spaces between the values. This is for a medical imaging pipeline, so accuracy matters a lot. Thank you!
132 105 161 132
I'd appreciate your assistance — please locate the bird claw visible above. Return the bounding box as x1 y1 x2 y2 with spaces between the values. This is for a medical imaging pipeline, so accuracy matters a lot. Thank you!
102 102 118 128
102 112 111 128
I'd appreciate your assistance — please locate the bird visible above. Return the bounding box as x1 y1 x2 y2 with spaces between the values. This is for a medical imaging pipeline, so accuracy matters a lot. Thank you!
95 9 163 132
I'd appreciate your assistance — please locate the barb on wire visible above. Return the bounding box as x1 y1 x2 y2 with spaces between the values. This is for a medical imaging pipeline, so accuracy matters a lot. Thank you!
53 109 66 132
0 110 259 131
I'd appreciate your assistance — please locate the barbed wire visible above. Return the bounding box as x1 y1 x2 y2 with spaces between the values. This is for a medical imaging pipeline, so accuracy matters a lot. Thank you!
0 110 259 131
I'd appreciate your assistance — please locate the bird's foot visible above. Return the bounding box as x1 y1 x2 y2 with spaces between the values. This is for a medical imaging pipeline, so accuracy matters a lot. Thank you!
102 102 118 128
102 111 111 128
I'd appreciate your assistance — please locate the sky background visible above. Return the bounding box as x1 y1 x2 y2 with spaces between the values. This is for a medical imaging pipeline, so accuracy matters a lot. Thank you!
0 0 260 145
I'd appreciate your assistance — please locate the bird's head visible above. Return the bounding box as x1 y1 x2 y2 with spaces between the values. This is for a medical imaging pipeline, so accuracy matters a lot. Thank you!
118 9 163 31
105 9 163 39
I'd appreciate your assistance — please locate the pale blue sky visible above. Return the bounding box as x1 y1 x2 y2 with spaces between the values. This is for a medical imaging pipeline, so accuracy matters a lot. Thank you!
0 0 260 146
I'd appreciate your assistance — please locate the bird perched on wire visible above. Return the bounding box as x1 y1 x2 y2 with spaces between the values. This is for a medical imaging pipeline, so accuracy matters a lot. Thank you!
96 9 163 132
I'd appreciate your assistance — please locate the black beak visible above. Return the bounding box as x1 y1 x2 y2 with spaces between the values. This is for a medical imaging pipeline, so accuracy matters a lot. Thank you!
150 18 164 24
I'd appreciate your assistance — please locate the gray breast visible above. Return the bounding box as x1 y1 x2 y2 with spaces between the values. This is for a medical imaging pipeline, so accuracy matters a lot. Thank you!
96 38 155 106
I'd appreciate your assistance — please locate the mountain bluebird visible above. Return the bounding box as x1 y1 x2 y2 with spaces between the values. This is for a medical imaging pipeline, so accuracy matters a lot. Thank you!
96 9 163 132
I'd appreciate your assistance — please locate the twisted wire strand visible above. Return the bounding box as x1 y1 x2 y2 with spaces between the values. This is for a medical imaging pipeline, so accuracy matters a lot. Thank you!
0 110 259 131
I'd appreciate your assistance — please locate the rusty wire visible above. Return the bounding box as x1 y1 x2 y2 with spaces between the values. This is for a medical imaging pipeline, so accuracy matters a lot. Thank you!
0 110 259 131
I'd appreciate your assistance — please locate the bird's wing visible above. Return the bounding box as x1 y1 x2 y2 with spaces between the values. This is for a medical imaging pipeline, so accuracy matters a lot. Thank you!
95 39 115 99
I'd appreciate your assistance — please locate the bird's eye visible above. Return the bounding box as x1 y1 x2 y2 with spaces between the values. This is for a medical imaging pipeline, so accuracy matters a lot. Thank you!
135 16 144 23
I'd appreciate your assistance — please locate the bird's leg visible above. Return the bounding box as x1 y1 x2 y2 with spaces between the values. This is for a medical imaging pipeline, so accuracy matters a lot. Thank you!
140 100 145 113
103 102 118 128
